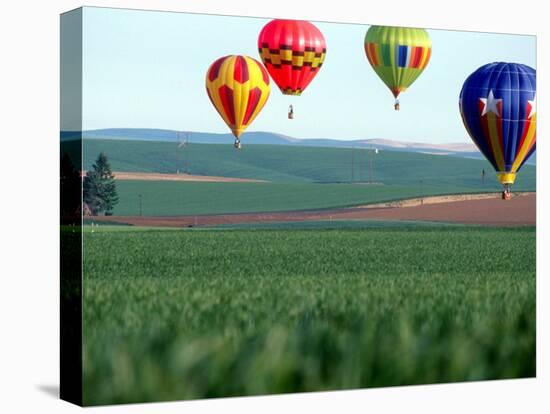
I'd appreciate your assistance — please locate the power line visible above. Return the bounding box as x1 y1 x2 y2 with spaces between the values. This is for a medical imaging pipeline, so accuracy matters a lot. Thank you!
176 131 190 174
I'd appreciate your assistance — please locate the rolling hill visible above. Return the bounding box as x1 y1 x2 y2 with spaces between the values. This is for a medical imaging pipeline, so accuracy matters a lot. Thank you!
80 138 536 190
77 128 489 158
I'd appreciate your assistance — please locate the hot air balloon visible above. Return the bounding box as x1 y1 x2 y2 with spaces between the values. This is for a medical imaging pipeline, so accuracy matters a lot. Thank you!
258 19 326 117
205 55 270 149
364 26 431 110
459 62 536 199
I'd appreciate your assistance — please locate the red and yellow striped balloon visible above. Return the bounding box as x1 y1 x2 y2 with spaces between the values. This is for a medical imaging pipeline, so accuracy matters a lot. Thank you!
258 19 326 96
205 55 270 141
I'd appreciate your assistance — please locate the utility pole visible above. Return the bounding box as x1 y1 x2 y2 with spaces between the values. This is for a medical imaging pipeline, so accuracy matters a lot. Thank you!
366 148 378 184
175 131 179 174
368 149 373 184
351 146 355 183
359 148 364 182
183 132 190 174
177 131 190 174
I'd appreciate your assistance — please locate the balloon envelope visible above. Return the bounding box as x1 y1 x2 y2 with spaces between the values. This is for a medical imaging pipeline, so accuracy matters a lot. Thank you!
258 19 326 96
365 26 431 101
205 55 270 139
459 62 536 185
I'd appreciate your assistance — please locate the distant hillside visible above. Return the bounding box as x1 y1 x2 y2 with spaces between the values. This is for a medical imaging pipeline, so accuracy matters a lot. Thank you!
78 128 490 158
81 129 298 145
78 139 536 191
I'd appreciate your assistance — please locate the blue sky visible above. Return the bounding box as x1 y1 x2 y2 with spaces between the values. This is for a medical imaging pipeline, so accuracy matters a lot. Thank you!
80 7 535 143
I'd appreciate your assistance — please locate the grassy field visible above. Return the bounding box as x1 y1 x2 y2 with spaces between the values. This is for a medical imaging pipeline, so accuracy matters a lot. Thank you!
111 181 495 216
204 219 466 229
82 225 536 405
81 139 536 188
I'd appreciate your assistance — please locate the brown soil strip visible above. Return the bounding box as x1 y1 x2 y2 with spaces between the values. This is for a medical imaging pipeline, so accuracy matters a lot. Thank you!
84 171 267 183
357 192 534 209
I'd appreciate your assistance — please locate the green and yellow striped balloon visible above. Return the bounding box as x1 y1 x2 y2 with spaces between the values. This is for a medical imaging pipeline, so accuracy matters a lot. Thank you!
364 26 431 109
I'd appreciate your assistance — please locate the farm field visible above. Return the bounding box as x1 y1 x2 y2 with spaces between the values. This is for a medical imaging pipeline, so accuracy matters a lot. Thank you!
96 192 535 227
82 225 536 405
81 139 536 188
111 181 490 216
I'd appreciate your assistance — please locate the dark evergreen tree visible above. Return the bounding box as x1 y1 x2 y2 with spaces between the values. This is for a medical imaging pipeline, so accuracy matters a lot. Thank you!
83 152 118 215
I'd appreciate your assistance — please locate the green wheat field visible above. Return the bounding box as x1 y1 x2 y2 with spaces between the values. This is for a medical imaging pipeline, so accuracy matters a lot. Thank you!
82 224 536 405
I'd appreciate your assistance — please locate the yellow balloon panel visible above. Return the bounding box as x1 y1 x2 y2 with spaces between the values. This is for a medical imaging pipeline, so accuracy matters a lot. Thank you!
205 55 270 138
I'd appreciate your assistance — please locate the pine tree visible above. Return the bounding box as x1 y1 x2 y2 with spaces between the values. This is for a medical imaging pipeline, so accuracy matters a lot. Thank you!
83 152 119 216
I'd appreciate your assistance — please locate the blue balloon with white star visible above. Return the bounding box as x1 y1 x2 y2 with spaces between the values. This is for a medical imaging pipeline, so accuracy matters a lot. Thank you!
459 62 536 187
